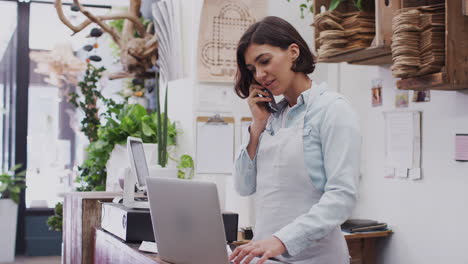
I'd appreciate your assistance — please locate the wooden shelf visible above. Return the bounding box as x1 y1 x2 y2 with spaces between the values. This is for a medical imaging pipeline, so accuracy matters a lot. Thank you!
397 72 468 90
397 0 468 90
319 46 392 65
313 0 400 65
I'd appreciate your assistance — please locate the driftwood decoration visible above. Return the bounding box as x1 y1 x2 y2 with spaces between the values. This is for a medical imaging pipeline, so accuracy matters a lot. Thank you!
54 0 158 79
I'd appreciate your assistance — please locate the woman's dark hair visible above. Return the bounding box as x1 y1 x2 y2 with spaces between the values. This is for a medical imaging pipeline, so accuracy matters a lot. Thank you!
234 16 316 98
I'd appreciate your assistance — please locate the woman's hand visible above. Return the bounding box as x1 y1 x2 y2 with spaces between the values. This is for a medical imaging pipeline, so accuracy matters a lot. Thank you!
247 84 272 135
229 236 286 264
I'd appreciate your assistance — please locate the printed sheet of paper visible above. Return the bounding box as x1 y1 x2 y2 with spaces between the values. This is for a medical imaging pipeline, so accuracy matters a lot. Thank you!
385 112 414 168
384 111 422 180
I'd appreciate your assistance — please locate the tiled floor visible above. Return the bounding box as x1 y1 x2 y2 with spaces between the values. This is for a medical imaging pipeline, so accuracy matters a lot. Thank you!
0 256 61 264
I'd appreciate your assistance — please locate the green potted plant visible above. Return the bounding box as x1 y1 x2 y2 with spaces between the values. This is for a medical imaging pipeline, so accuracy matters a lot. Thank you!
0 165 26 263
103 103 176 191
75 103 177 191
155 74 170 168
177 154 195 179
46 63 115 231
47 202 63 232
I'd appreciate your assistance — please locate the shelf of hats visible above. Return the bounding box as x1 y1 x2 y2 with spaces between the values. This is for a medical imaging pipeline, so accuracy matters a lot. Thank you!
312 0 400 65
393 0 468 90
311 0 468 90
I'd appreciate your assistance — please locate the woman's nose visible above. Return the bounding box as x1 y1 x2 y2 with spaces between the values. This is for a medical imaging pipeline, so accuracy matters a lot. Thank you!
256 69 266 80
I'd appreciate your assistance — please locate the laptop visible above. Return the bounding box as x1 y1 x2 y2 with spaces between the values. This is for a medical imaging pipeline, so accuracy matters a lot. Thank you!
146 178 283 264
146 177 229 263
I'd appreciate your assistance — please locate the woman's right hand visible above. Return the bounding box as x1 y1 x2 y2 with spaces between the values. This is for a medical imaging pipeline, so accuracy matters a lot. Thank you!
247 84 272 135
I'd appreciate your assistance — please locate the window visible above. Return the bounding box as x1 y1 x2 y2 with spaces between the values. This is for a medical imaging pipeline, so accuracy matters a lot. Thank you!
0 1 18 174
26 2 112 208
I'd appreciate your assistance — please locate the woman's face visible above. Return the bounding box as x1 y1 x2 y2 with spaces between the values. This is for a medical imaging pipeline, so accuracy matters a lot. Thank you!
244 43 298 96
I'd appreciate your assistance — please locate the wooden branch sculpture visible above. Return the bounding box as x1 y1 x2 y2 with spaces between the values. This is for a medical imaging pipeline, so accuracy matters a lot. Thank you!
54 0 158 79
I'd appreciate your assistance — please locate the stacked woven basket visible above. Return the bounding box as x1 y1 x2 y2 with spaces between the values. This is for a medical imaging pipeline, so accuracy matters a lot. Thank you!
313 10 375 60
391 4 445 78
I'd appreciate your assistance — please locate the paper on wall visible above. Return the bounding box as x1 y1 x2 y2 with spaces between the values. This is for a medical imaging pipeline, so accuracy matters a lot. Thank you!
384 111 422 180
385 112 414 168
196 121 234 174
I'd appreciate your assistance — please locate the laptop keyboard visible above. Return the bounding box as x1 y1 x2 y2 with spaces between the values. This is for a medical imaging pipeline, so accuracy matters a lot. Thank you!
226 245 284 263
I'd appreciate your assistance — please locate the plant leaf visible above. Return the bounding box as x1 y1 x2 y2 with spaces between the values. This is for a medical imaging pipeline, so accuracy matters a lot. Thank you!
10 164 22 172
162 84 169 167
142 122 155 137
329 0 341 10
355 0 363 10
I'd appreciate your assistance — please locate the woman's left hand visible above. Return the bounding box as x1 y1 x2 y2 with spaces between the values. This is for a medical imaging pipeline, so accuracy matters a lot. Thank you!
229 236 286 264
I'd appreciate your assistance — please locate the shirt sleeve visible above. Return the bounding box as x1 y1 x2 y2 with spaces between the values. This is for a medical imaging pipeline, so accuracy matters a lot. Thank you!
233 125 258 196
274 98 361 257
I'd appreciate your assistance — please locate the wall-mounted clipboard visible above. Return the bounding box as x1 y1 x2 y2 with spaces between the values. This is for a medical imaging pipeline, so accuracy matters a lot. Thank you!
196 115 235 174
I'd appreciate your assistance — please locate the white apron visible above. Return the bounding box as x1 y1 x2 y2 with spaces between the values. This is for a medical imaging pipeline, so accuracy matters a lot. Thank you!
254 85 349 264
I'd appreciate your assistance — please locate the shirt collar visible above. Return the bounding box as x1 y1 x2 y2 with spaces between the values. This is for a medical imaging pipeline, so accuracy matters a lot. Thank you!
273 81 321 118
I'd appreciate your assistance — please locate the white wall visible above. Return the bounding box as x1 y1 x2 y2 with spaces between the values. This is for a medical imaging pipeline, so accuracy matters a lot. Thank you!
334 63 468 264
167 1 468 263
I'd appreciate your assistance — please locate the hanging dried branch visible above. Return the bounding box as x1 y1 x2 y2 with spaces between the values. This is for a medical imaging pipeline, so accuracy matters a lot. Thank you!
54 0 158 79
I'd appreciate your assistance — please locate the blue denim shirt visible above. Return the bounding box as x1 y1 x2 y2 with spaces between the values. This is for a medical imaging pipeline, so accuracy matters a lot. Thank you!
233 82 361 256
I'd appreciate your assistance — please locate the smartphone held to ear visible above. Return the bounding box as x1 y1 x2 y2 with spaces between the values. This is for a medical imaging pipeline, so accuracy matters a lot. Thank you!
258 88 278 113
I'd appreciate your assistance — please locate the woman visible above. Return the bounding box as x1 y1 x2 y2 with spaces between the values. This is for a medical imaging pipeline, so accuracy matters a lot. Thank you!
230 16 361 264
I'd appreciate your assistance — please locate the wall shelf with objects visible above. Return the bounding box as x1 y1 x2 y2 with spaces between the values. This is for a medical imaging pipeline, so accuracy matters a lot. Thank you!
394 0 468 90
312 0 401 65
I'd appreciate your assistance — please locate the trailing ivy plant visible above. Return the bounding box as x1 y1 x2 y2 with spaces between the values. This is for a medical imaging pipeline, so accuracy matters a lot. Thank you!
177 154 194 179
286 0 363 19
68 64 107 142
328 0 363 11
287 0 314 19
0 164 26 204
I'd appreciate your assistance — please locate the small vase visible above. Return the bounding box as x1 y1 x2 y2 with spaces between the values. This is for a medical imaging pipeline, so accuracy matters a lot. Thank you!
128 96 148 109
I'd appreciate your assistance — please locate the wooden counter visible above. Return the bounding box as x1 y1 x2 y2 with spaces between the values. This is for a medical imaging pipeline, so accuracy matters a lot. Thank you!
95 228 167 264
63 192 121 264
94 227 392 264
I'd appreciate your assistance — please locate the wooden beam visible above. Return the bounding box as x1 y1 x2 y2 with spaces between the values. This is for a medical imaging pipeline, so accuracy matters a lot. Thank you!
446 0 468 86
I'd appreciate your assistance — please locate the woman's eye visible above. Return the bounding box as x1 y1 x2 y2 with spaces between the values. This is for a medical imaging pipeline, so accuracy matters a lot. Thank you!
260 59 270 65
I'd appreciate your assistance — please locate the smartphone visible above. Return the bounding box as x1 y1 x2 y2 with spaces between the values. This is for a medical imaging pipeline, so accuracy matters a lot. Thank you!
259 88 278 113
253 80 278 113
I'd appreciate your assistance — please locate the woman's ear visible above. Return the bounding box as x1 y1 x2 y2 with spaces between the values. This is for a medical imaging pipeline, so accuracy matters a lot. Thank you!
288 43 300 62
